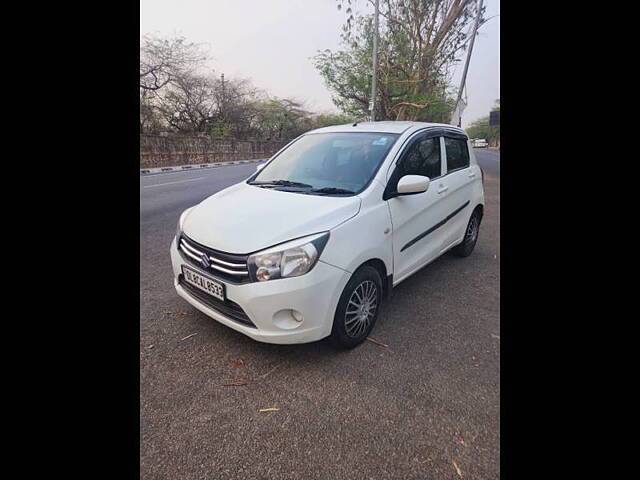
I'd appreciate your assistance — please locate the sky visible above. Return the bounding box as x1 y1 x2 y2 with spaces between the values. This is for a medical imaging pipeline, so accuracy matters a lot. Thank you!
140 0 499 128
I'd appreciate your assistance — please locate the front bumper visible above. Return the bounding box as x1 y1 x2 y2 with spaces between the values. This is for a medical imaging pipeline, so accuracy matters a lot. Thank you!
170 237 350 344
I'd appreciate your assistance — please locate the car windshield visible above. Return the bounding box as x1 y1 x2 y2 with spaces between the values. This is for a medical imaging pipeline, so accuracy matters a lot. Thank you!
249 132 400 195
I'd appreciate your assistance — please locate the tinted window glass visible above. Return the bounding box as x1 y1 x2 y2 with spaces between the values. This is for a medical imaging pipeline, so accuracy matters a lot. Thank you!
397 136 441 179
444 137 470 171
252 132 399 193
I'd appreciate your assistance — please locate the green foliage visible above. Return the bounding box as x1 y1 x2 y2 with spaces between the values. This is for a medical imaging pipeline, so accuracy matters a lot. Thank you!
249 100 354 139
311 113 355 128
249 98 310 140
465 99 500 145
465 117 491 139
313 45 373 118
466 107 500 147
210 120 231 138
317 1 480 121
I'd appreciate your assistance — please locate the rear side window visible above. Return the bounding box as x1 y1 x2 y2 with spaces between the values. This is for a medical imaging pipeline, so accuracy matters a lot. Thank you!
397 136 442 179
444 137 470 171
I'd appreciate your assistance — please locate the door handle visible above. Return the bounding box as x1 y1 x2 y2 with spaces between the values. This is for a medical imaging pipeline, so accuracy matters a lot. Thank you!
468 171 476 178
437 185 448 194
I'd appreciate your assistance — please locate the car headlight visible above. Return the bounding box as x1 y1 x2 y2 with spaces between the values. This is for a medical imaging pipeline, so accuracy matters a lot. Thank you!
176 207 194 239
247 232 330 282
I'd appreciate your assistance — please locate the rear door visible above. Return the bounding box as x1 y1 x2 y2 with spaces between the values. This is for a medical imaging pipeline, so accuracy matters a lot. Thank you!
386 132 449 283
439 136 478 250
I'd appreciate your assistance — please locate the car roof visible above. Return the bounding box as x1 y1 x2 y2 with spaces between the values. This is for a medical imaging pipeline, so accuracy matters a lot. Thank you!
307 121 466 136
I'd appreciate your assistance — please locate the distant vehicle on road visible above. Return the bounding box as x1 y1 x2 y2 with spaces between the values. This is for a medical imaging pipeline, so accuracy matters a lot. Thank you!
473 138 488 148
171 121 485 348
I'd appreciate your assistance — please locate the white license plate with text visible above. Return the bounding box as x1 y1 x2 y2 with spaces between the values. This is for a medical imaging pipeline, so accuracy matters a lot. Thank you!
182 266 225 301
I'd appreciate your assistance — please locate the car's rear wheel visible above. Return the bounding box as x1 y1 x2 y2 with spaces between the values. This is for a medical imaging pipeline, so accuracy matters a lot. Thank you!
330 265 382 349
451 208 482 257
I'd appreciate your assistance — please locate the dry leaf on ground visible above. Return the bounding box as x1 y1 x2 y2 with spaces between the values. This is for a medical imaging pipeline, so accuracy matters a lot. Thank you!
366 337 389 348
453 461 463 478
229 357 245 368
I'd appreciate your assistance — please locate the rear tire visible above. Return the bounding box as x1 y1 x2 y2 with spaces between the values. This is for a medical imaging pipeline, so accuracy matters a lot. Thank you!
329 265 383 349
451 208 482 257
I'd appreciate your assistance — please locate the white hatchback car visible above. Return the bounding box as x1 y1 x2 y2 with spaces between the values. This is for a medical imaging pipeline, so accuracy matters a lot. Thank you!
170 121 484 348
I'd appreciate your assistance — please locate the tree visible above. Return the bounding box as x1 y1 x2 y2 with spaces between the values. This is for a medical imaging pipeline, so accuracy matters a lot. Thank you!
316 0 482 121
140 35 207 92
466 99 500 147
489 98 500 147
211 76 259 138
140 90 164 133
140 34 209 133
140 33 353 138
465 116 490 139
152 72 259 136
154 73 216 133
249 98 312 140
310 113 355 129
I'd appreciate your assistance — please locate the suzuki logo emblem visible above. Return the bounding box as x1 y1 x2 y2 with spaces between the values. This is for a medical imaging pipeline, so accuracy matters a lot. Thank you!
200 254 210 269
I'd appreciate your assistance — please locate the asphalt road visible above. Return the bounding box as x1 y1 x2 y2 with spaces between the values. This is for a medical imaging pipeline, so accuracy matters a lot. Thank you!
140 149 500 479
474 148 500 176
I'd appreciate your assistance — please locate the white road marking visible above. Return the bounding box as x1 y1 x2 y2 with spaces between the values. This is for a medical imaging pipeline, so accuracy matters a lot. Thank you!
143 177 206 188
140 160 266 178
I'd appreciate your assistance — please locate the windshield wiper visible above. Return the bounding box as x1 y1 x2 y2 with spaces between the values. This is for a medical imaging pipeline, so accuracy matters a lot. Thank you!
248 180 313 188
249 180 354 195
308 187 355 195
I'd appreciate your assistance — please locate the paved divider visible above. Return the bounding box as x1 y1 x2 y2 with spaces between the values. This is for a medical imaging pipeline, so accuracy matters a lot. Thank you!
140 158 266 175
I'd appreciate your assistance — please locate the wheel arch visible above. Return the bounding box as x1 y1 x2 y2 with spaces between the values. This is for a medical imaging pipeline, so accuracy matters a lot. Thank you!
356 258 392 300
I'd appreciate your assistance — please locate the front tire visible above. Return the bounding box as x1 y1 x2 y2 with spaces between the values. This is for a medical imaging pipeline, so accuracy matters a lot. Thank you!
330 266 383 349
451 208 482 257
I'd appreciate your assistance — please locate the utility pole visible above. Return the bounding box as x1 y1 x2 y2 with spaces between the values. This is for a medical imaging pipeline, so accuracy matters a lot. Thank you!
370 0 379 122
220 73 226 121
454 0 483 127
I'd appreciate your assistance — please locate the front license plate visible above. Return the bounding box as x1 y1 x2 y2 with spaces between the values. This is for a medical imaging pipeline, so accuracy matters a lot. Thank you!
182 266 225 301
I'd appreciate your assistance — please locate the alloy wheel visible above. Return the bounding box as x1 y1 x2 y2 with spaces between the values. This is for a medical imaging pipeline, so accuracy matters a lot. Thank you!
465 214 479 244
344 280 378 338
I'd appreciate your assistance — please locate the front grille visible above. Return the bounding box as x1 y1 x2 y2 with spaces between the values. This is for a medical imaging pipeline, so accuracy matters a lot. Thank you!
178 234 250 284
178 275 256 328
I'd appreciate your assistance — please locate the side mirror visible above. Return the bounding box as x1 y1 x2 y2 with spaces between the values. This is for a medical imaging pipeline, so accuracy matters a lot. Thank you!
396 175 430 195
256 163 266 172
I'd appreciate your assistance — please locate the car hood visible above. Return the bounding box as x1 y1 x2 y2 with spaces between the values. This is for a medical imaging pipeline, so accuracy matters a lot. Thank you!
182 182 361 253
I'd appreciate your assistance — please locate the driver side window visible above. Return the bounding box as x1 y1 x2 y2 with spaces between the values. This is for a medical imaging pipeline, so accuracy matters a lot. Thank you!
397 135 442 179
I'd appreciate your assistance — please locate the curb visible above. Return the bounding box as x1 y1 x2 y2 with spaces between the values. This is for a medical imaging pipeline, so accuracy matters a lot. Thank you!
140 158 266 175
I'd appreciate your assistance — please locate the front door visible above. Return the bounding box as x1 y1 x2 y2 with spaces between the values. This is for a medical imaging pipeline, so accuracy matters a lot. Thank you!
386 132 450 283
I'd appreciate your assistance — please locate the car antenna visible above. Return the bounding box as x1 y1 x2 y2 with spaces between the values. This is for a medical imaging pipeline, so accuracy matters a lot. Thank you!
352 117 368 127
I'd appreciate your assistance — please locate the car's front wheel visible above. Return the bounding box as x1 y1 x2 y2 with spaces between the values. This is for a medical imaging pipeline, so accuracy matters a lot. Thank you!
329 265 383 349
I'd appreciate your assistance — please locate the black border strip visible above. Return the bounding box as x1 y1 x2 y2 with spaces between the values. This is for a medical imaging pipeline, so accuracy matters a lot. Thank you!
400 201 470 252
